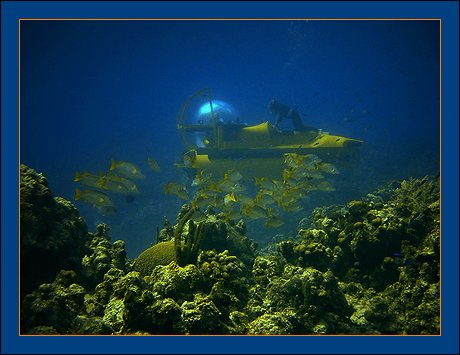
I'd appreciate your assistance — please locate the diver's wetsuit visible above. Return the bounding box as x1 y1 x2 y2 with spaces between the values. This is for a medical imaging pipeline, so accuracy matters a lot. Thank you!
268 99 316 132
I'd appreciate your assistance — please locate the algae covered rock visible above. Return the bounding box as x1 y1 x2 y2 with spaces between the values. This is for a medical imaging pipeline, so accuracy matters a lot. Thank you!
82 224 131 286
297 175 440 334
19 166 440 335
181 293 225 334
149 262 206 302
20 166 135 334
20 164 90 297
277 230 333 271
21 270 86 333
72 315 113 335
251 255 285 287
147 298 183 334
248 313 295 335
256 264 352 333
199 250 251 320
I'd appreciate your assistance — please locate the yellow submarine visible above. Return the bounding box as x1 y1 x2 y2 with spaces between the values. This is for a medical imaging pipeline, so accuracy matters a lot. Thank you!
176 88 363 179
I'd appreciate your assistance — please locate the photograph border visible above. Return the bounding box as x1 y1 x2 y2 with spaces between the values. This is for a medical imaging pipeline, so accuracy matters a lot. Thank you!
2 1 458 354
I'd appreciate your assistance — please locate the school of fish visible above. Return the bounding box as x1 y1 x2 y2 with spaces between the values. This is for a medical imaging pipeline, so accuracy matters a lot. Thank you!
162 152 339 229
74 157 160 216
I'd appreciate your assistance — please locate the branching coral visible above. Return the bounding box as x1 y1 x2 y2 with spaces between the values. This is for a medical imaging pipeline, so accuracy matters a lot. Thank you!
174 207 204 266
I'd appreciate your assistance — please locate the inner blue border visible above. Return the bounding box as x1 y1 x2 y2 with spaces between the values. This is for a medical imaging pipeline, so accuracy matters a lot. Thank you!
2 1 458 354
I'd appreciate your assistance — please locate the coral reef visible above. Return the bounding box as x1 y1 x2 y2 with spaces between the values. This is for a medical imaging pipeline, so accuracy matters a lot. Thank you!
281 176 441 334
81 224 132 286
20 165 440 335
247 262 352 334
133 204 257 276
20 223 132 334
20 165 90 298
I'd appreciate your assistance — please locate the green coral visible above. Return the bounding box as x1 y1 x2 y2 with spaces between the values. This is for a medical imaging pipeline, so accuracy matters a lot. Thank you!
181 293 225 334
248 312 295 335
20 164 90 297
102 298 126 333
72 315 112 334
21 270 87 334
149 262 206 302
82 224 131 285
302 175 440 333
251 255 285 287
198 250 250 321
133 205 203 275
132 240 176 276
174 207 203 266
278 230 333 271
20 167 440 335
133 204 256 276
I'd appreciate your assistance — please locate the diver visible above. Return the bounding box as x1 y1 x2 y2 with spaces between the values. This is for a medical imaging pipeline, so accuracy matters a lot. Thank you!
268 99 316 132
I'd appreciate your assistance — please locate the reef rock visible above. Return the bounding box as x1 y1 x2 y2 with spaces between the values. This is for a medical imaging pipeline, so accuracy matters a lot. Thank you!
20 165 90 298
20 167 440 335
133 205 257 276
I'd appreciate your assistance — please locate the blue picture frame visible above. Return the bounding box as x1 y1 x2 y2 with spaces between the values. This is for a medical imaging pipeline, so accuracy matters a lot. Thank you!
1 1 458 354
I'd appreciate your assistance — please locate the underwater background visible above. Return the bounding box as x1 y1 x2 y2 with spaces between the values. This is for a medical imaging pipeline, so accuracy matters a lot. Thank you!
20 20 439 261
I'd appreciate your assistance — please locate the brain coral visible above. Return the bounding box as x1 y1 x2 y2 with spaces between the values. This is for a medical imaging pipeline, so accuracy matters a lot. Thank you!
133 240 176 276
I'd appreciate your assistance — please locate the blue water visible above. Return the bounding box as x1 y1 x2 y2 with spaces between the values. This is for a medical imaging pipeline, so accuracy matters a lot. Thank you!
20 20 440 259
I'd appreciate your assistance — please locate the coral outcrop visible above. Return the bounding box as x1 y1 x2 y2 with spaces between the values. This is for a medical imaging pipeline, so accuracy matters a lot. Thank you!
20 166 440 335
20 165 90 298
133 205 257 276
